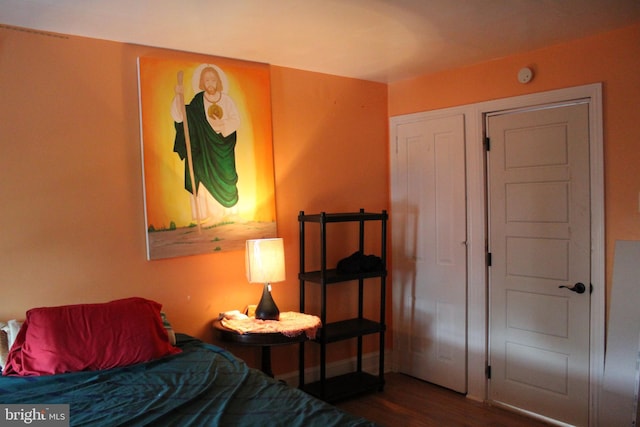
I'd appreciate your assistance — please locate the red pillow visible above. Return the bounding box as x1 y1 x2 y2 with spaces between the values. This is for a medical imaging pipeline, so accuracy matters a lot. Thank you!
2 297 181 376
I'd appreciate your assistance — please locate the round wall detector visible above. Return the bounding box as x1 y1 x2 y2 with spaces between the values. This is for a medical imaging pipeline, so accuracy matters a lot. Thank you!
518 67 534 84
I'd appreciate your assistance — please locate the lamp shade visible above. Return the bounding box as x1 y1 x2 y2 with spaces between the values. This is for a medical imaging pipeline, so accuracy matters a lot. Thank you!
245 238 285 284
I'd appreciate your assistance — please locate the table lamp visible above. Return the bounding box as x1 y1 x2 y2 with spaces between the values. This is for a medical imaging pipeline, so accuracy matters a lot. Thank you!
245 238 285 320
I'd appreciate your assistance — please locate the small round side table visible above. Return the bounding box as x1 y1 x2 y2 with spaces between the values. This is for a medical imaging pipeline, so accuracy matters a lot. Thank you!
213 319 309 377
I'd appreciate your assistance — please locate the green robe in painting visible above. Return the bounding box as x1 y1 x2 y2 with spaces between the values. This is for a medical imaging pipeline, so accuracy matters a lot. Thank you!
173 91 239 207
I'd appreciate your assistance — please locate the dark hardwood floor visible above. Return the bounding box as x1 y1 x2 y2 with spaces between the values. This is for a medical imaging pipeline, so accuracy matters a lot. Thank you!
335 373 552 427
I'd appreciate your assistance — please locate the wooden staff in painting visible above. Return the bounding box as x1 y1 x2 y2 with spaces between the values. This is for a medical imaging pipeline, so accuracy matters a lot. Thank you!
176 70 202 233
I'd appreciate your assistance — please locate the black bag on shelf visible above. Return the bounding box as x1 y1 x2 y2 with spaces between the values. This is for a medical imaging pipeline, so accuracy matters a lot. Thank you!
336 251 383 274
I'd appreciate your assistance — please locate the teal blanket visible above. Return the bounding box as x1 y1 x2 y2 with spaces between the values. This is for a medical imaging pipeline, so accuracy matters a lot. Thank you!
0 335 375 426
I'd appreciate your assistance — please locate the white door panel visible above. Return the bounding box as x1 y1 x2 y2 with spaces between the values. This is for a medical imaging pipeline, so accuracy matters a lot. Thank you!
393 114 467 393
488 103 590 426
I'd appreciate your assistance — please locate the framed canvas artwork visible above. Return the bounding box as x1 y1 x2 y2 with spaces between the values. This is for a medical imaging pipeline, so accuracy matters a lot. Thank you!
138 55 277 260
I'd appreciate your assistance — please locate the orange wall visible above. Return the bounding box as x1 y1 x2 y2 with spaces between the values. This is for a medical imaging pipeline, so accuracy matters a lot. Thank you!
2 21 639 375
390 23 640 309
0 26 388 374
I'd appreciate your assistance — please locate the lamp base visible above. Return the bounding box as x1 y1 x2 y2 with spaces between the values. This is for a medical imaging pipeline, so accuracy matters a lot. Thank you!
255 283 279 321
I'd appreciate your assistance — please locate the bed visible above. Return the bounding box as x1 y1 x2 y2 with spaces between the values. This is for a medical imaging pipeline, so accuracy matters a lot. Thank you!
0 298 376 426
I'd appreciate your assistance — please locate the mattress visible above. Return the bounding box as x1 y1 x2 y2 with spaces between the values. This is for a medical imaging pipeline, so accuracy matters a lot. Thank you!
0 334 376 426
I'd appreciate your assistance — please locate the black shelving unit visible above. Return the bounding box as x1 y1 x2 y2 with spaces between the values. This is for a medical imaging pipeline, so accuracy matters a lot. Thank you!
298 209 387 402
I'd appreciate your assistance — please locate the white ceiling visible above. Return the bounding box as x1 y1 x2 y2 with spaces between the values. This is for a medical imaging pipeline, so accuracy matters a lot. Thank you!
2 0 640 83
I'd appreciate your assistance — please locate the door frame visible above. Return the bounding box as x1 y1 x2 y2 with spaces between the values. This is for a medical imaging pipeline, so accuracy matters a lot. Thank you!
390 83 604 424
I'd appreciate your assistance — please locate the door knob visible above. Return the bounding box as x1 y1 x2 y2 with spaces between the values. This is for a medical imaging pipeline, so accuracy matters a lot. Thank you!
558 282 586 294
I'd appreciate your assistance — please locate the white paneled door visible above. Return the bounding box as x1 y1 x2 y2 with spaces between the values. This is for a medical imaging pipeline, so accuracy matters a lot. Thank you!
487 103 591 426
392 114 467 393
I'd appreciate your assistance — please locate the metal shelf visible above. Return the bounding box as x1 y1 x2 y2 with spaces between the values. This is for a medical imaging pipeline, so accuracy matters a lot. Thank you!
301 371 384 403
320 318 385 343
298 209 387 402
298 268 386 284
298 211 387 223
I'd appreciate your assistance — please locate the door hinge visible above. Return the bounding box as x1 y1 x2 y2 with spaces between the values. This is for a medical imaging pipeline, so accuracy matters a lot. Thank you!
486 365 492 379
484 136 491 151
487 252 492 267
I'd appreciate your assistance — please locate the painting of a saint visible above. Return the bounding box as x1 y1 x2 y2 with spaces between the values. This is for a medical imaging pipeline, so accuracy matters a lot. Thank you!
138 55 277 260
